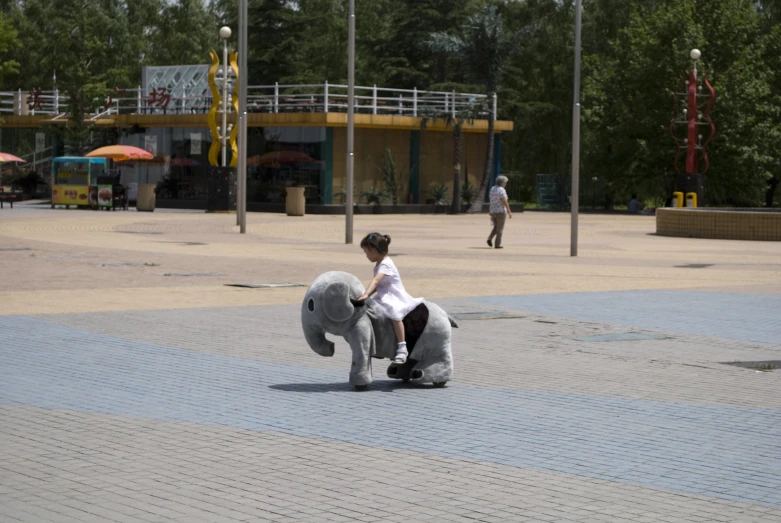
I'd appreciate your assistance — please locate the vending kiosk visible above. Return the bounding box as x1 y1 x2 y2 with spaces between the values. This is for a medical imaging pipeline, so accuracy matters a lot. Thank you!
51 157 107 209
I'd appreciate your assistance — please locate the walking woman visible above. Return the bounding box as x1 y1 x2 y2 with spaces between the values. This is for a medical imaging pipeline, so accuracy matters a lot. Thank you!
487 175 512 249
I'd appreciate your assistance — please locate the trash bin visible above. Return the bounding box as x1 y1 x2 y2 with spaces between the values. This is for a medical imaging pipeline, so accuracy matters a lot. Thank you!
285 186 305 216
137 183 156 212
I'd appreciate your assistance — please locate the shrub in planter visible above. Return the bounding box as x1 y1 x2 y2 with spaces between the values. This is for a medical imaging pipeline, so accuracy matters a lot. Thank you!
428 183 449 212
335 187 359 205
461 180 478 209
362 186 390 206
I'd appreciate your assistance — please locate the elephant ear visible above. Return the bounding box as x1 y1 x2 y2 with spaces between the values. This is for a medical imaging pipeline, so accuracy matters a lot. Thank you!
323 281 355 322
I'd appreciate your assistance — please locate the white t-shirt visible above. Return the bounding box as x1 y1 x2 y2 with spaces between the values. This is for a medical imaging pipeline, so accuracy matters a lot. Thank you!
372 257 423 321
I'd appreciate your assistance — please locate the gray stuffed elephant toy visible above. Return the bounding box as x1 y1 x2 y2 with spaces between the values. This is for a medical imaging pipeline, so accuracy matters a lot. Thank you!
301 271 456 390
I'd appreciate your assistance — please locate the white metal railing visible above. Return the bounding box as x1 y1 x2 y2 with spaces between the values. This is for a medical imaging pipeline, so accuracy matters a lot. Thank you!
18 146 54 173
0 83 497 119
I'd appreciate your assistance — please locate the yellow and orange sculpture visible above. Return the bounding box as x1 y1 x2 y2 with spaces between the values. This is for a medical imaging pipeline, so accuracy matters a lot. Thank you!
207 49 239 167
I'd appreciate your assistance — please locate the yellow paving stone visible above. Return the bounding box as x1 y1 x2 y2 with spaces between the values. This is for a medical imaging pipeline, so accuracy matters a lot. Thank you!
2 208 780 317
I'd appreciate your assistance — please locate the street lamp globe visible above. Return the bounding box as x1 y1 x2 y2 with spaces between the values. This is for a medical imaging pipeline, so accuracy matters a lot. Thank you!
690 49 701 61
219 26 232 40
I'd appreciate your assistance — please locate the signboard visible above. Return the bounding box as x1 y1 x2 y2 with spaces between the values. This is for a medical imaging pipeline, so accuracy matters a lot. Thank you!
56 168 89 185
190 133 202 155
144 135 158 155
35 133 45 152
97 185 113 207
52 185 90 206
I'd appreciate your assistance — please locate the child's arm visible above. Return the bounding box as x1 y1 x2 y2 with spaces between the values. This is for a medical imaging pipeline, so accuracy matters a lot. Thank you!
358 273 385 301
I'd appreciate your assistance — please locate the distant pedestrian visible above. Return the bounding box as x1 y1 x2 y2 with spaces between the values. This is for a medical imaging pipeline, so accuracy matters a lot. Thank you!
487 175 512 249
628 193 644 214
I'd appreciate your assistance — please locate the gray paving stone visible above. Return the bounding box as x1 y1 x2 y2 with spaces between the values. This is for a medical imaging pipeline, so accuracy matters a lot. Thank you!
3 281 781 523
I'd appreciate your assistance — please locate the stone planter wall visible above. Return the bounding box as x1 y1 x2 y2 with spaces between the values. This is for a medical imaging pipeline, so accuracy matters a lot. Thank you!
656 208 781 241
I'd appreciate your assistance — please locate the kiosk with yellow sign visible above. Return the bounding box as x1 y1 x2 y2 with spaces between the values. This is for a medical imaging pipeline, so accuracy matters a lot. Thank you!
51 157 107 209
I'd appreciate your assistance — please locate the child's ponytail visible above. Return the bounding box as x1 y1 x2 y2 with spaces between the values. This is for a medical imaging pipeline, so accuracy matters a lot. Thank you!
360 232 390 254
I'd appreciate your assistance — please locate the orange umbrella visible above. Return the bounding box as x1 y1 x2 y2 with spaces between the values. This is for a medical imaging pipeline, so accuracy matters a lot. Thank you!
86 145 153 162
0 152 25 163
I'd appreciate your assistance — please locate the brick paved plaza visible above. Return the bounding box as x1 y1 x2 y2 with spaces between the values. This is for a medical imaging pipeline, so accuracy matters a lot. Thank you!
1 205 780 523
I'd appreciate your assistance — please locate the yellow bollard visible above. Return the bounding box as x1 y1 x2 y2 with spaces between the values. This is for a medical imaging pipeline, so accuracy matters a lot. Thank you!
686 192 697 208
672 192 684 208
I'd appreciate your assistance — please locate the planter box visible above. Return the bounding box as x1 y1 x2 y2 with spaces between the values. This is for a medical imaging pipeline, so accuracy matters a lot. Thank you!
285 186 306 216
136 184 156 212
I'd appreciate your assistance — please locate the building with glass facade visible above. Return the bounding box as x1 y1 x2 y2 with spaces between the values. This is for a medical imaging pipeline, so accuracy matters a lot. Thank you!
1 68 513 209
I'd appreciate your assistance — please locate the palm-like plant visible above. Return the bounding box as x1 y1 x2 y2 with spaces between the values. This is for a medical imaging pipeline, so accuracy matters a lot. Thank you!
428 182 449 206
419 102 483 214
428 6 520 214
362 186 390 206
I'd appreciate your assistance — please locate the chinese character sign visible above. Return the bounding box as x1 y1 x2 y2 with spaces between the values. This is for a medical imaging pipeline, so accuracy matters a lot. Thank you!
147 87 171 110
27 87 43 111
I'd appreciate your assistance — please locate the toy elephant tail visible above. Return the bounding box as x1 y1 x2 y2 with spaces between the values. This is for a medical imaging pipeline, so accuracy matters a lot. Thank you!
448 315 459 328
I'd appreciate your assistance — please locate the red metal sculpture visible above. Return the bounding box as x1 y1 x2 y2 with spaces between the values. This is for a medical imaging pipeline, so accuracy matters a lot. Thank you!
670 51 716 176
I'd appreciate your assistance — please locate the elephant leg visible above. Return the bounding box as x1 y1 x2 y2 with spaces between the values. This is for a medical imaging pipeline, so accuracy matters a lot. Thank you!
349 349 373 387
387 359 416 382
410 346 453 384
346 318 375 388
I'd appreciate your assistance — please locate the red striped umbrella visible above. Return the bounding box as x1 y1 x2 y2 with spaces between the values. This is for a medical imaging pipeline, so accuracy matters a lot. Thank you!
0 152 26 163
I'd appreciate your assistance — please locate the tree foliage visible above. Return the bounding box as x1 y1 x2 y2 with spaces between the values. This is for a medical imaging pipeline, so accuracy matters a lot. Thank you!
0 11 20 85
2 0 781 205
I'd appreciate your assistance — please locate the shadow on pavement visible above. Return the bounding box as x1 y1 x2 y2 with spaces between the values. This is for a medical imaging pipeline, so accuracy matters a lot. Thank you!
270 380 424 393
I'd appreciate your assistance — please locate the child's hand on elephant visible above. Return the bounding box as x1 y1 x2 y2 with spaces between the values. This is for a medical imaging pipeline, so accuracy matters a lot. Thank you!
352 296 367 307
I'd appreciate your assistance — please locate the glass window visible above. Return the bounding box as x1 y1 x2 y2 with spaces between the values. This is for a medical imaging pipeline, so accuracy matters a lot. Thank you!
248 126 327 204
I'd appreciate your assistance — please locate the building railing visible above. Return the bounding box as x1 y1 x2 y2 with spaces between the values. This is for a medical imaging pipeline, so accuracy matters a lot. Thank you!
0 83 497 119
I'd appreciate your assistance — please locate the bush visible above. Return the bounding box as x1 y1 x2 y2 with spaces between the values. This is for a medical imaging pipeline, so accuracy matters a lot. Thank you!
461 180 478 207
428 183 449 205
334 187 357 205
1 170 46 196
362 186 390 205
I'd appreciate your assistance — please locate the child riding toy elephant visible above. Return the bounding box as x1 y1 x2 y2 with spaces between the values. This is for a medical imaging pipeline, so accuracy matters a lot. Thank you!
301 271 456 390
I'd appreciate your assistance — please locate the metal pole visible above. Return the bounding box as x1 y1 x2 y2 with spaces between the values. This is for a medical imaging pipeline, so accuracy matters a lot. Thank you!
346 0 355 244
238 0 248 233
570 0 582 257
221 39 228 168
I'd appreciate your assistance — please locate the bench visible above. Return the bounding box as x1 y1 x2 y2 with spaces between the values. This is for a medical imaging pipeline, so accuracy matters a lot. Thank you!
0 192 19 209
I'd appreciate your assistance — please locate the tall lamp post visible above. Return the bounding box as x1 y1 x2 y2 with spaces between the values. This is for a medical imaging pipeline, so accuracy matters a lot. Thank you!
237 0 248 233
345 0 355 244
570 0 582 257
219 26 231 168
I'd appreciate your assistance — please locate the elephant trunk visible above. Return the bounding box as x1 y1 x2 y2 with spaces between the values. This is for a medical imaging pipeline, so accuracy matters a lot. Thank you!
304 324 335 357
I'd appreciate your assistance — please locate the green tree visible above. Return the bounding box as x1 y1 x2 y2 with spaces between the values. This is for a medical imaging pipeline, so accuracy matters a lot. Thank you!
499 0 573 198
0 11 20 86
429 6 521 213
583 0 773 207
34 0 137 152
582 0 702 206
147 0 215 66
373 0 484 89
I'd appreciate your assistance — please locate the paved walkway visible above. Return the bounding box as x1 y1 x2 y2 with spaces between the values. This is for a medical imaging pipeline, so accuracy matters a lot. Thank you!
1 206 780 522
